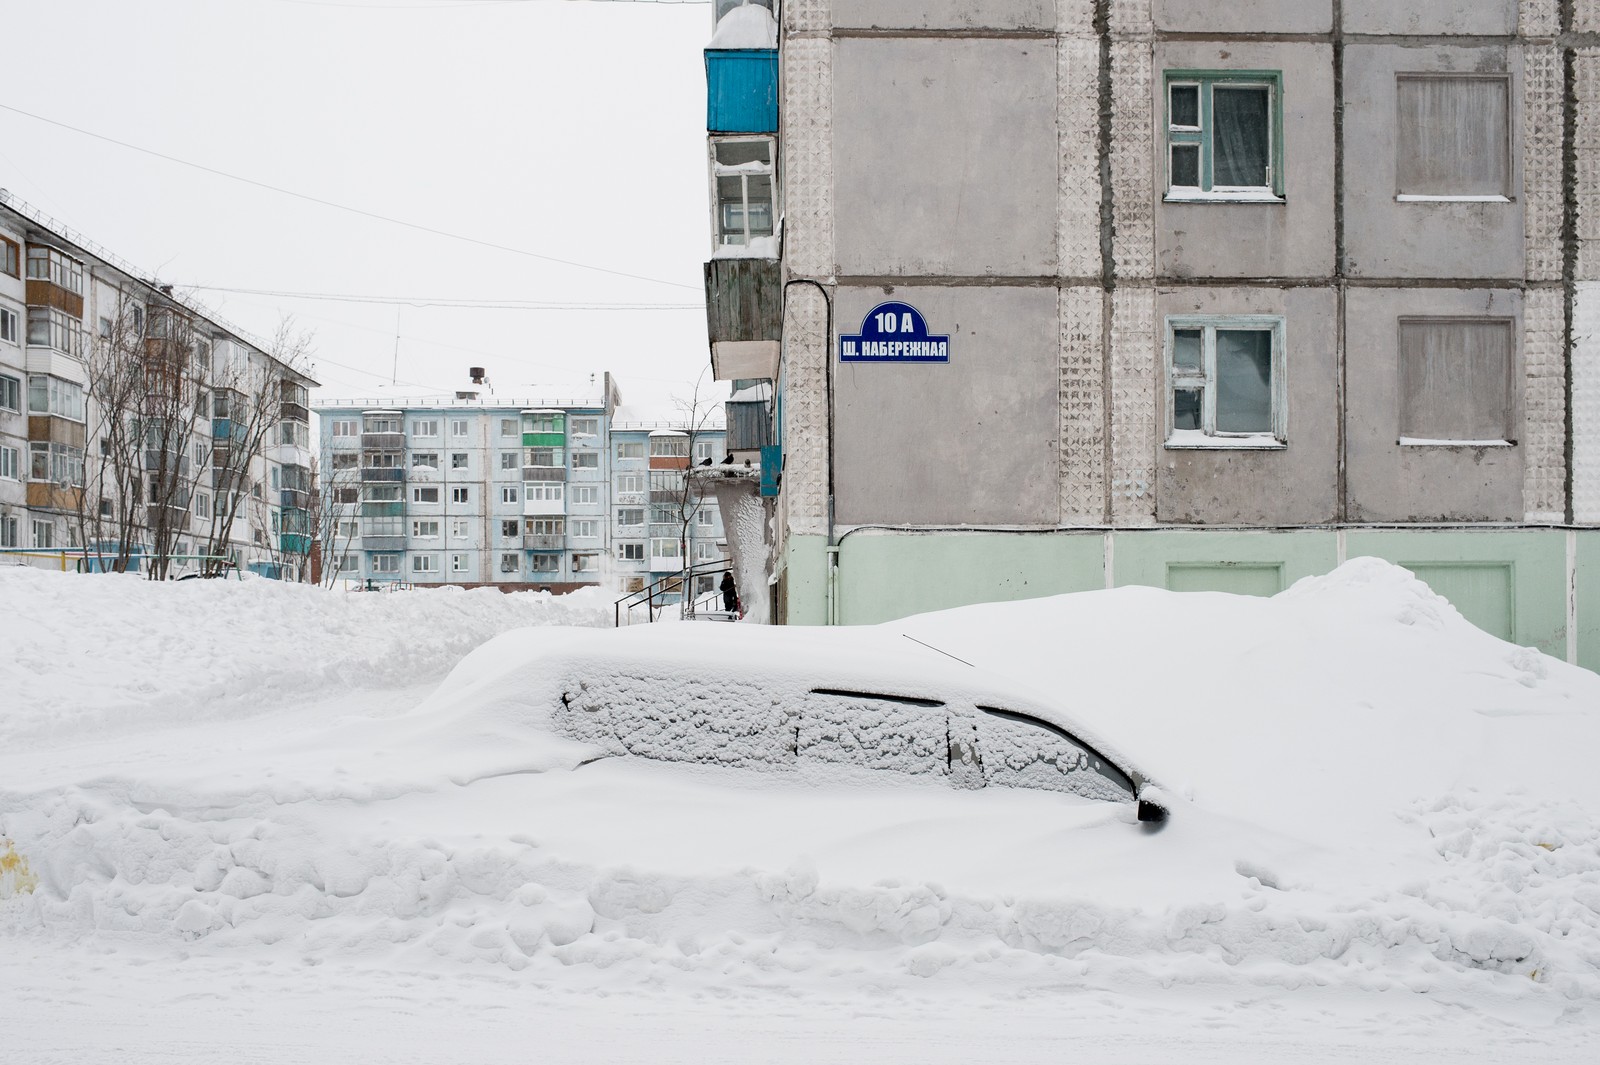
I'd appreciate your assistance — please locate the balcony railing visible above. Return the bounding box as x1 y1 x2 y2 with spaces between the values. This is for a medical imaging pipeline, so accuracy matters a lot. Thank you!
522 466 566 483
523 534 565 551
360 431 404 450
281 401 310 424
280 489 309 510
361 501 403 518
362 535 406 552
362 467 406 482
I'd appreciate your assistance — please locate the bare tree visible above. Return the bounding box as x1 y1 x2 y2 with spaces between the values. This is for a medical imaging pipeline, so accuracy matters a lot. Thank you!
74 292 148 573
312 458 360 588
670 368 722 618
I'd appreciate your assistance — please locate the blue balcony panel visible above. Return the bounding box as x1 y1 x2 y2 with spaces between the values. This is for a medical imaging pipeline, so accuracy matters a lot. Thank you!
706 49 777 134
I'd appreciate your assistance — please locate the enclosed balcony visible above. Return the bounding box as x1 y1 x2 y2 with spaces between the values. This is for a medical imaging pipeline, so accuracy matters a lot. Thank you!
522 465 566 483
523 534 565 551
705 49 776 134
362 466 406 483
705 257 780 381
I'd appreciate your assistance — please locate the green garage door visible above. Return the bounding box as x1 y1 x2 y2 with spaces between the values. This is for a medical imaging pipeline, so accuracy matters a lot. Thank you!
1402 563 1514 642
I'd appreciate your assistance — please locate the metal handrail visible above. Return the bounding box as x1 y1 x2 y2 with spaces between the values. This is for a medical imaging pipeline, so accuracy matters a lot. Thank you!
613 560 735 626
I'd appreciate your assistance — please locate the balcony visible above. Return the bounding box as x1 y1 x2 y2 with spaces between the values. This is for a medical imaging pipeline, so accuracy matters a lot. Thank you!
704 257 780 381
281 401 310 424
522 497 565 518
649 555 683 573
705 49 777 134
361 431 404 450
280 489 309 510
649 455 690 471
279 533 313 555
649 489 682 504
615 491 646 506
727 399 773 451
362 535 405 552
362 467 406 483
361 501 403 518
522 465 566 483
523 534 565 551
522 432 564 448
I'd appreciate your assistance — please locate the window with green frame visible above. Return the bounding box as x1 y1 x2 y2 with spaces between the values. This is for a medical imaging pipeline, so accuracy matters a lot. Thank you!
1165 71 1284 198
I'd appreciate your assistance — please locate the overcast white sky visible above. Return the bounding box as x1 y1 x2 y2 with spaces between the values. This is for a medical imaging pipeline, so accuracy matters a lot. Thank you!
0 0 715 409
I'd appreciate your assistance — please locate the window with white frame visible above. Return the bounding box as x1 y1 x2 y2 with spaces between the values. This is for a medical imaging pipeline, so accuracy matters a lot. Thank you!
1164 72 1282 199
527 518 564 536
451 487 470 504
529 484 563 504
712 137 776 247
572 485 599 505
0 308 17 344
616 441 644 460
649 435 689 458
0 445 17 480
618 541 644 561
501 486 519 504
650 537 681 560
27 376 86 421
331 452 358 471
451 519 470 539
194 492 211 518
451 418 469 438
337 520 359 540
570 416 599 436
452 452 469 470
364 415 401 434
693 439 720 464
412 486 440 504
696 508 715 528
0 515 17 548
617 473 645 494
411 452 439 469
451 553 469 572
0 237 16 279
29 441 84 485
373 554 400 574
413 519 441 538
572 553 598 573
571 452 599 469
26 307 84 356
501 552 521 574
26 246 83 293
339 554 360 572
411 419 440 438
1164 317 1285 447
32 519 54 549
572 519 598 538
616 507 645 528
500 418 519 438
1396 75 1509 200
331 418 359 437
500 452 519 471
696 541 720 562
412 554 438 574
501 519 519 538
1397 318 1514 444
530 553 560 573
0 373 19 412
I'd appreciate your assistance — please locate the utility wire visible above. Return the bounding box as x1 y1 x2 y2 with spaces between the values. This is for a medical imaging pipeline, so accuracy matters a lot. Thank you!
180 283 703 310
0 101 699 292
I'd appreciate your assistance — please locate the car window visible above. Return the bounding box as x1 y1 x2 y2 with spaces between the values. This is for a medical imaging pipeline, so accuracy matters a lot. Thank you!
974 707 1136 803
799 689 948 777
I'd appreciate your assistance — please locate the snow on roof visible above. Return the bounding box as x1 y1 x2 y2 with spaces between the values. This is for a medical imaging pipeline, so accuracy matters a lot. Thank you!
709 2 777 48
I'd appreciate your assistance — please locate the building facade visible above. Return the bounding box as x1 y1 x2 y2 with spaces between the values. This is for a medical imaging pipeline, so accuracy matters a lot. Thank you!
315 379 728 595
702 0 1600 668
0 193 318 577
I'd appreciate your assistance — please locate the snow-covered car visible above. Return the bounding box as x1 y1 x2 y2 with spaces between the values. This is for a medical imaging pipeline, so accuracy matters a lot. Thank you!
470 624 1168 825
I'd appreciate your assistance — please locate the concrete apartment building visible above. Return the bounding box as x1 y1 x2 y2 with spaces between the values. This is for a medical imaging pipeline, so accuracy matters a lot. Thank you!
0 193 318 576
315 377 727 594
700 0 1600 667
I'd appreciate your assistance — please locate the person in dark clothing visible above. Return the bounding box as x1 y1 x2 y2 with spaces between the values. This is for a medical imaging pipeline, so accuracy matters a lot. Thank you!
720 571 739 614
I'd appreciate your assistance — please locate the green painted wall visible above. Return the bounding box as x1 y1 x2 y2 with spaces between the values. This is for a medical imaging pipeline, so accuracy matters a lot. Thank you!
835 531 1105 625
1112 530 1338 594
781 535 830 626
1342 530 1567 658
1574 532 1599 672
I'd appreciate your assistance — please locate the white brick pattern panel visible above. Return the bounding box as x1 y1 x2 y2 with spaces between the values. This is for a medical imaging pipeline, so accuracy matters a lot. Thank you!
1519 0 1559 37
781 285 831 537
783 0 829 34
1110 40 1155 280
1109 0 1152 38
1058 33 1103 280
1060 287 1108 524
1577 51 1600 283
782 36 835 281
1109 285 1157 525
1522 285 1567 521
1525 44 1563 282
1576 0 1600 34
1575 284 1600 522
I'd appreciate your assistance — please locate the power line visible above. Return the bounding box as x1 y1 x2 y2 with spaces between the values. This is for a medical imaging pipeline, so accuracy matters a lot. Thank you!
0 101 699 292
179 283 704 310
261 0 706 8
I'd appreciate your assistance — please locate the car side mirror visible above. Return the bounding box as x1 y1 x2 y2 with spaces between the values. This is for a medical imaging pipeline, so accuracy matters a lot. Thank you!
1136 784 1169 826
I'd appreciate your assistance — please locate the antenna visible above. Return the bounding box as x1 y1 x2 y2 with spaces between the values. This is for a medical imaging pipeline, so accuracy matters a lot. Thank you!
391 307 401 385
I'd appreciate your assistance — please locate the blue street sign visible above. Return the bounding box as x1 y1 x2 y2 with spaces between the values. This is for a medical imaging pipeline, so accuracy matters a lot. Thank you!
838 301 950 363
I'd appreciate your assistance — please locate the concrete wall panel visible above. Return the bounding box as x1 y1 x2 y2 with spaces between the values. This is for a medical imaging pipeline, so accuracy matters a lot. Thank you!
1345 287 1526 522
1154 0 1330 35
1111 529 1339 591
1342 0 1517 36
833 38 1059 277
1154 286 1339 525
833 285 1060 525
831 0 1057 31
1343 44 1525 280
1153 41 1336 281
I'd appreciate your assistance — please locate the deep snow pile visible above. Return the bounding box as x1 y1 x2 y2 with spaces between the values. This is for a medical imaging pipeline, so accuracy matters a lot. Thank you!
0 568 612 749
2 559 1599 1031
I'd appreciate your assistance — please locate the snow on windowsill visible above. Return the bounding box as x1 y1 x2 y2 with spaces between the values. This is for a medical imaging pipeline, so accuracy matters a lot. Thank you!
712 235 779 260
1163 189 1285 204
1398 437 1514 447
1395 194 1513 203
1164 431 1285 450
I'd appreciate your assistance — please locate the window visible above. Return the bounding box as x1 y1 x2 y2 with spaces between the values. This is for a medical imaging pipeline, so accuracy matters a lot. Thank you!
451 519 470 539
697 509 715 528
0 237 18 278
618 542 644 561
337 520 359 540
650 435 689 458
25 246 83 294
650 538 682 560
451 487 470 504
572 519 598 538
530 553 559 573
694 439 720 464
365 515 402 537
413 520 441 538
412 554 438 574
451 553 469 573
365 415 401 434
501 486 519 504
500 418 519 438
712 137 776 246
332 452 358 470
650 504 678 525
616 507 645 528
98 315 113 339
0 373 18 412
29 441 84 485
331 418 359 437
1398 318 1514 444
1396 75 1510 200
525 412 562 434
527 447 560 468
1164 72 1282 199
339 554 361 572
0 445 17 480
373 554 400 574
32 519 54 549
616 441 644 460
572 485 599 505
696 541 720 562
527 518 565 536
452 452 469 470
500 452 519 471
451 418 469 438
335 486 359 505
411 419 440 438
529 484 563 504
501 552 521 574
26 307 85 356
365 451 401 469
502 519 519 538
570 417 599 436
0 515 16 548
0 308 16 344
413 486 440 504
571 452 599 469
1163 317 1285 447
194 492 211 518
411 452 439 469
573 553 598 573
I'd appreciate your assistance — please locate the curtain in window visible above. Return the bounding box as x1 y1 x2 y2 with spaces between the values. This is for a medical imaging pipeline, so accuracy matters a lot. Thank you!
1214 330 1273 433
1212 87 1271 188
1396 77 1508 196
1398 320 1512 440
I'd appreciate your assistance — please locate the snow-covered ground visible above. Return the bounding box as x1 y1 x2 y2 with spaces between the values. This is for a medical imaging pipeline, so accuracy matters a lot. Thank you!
2 561 1598 1063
